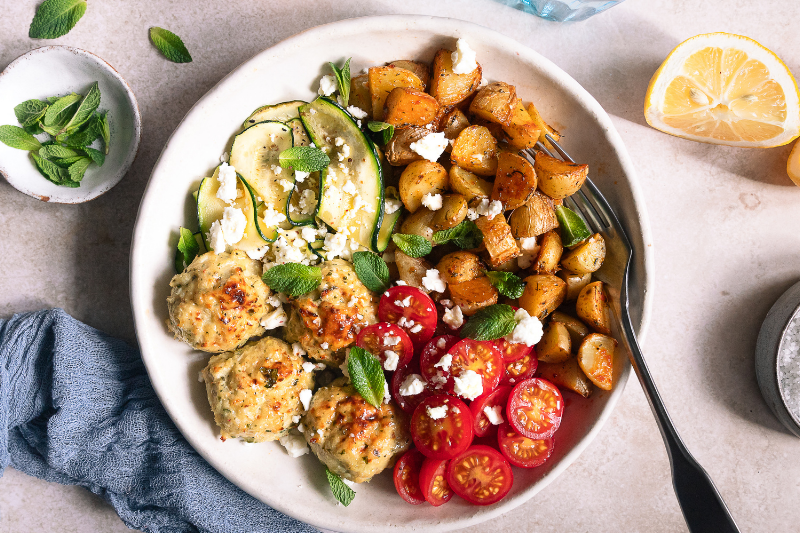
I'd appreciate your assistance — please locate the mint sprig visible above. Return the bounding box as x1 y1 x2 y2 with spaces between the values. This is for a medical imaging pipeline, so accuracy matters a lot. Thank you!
149 27 193 63
279 146 330 173
262 263 321 297
0 126 42 151
460 304 517 341
14 100 49 128
29 0 87 39
367 121 394 145
67 157 91 182
432 219 483 249
175 227 200 273
63 82 100 133
352 251 390 293
392 233 432 258
555 205 591 247
329 58 351 107
43 93 81 127
347 346 386 408
326 468 356 507
485 271 526 299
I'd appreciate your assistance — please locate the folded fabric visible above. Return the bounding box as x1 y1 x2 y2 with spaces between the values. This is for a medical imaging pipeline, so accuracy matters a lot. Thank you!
0 309 317 533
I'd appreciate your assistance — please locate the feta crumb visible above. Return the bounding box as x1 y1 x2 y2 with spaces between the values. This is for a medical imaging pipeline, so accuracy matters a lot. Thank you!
260 306 288 329
384 335 401 346
216 162 238 204
343 180 357 195
436 337 447 349
427 405 448 420
434 353 452 372
294 170 309 183
279 432 309 458
487 200 503 220
302 362 316 374
262 206 287 227
453 369 483 400
299 389 313 411
292 415 301 424
292 343 307 358
383 350 400 371
220 206 247 246
409 132 448 162
505 308 544 347
279 179 295 192
451 38 478 75
395 280 407 286
443 306 464 329
421 193 443 211
320 342 329 349
246 245 269 260
208 221 226 253
385 198 402 214
340 351 350 379
318 74 337 96
384 381 391 404
483 405 504 425
299 189 317 215
399 374 426 396
334 137 345 147
520 237 538 251
317 428 324 437
323 232 349 260
297 423 305 433
410 323 423 334
347 105 368 119
422 269 446 293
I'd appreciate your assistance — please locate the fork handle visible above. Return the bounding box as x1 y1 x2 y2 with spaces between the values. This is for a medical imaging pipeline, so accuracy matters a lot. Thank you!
618 282 740 533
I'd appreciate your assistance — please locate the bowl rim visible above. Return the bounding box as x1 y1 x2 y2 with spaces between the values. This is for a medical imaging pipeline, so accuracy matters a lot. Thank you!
0 45 141 204
130 14 654 531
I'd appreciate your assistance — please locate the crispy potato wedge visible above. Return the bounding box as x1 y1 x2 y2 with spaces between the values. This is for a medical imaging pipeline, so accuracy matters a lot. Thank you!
534 151 589 200
449 276 498 316
534 230 563 273
536 321 572 363
508 191 559 238
431 194 468 231
400 206 436 242
395 249 433 291
576 281 612 335
475 215 520 268
437 251 484 285
558 270 592 301
385 126 428 166
549 311 590 347
449 165 492 201
502 99 541 150
430 49 482 107
349 74 372 119
441 108 470 146
577 333 616 391
538 358 593 398
526 102 561 152
519 274 566 320
369 66 424 121
399 160 448 213
491 152 537 210
384 87 440 129
469 82 517 126
386 60 431 89
561 233 606 274
450 125 498 176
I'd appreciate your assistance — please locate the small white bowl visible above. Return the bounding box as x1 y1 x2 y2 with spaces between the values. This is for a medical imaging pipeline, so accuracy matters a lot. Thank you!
0 46 140 203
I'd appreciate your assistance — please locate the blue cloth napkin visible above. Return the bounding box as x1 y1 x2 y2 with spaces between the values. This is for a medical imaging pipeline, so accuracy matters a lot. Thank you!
0 309 317 533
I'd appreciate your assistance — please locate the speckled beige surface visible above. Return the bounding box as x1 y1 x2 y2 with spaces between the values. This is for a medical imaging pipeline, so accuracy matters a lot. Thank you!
1 0 799 532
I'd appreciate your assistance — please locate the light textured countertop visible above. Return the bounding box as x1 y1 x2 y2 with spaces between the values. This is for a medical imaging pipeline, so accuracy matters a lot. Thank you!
1 0 799 532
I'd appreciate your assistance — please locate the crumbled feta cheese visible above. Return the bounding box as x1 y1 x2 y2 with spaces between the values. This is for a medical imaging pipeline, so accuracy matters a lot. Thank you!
343 180 357 195
299 389 313 411
384 381 391 404
219 152 229 163
384 335 401 346
395 280 407 286
260 306 288 329
246 245 269 260
443 306 464 329
399 374 425 396
302 362 316 374
318 74 337 96
487 200 503 220
383 350 400 371
208 222 226 253
340 351 350 379
505 308 544 346
422 269 446 293
216 162 238 204
292 343 307 358
320 342 329 349
271 164 283 175
467 198 503 222
323 232 349 260
436 337 447 349
279 432 309 458
342 477 356 489
410 323 423 334
334 137 345 147
421 193 443 211
483 405 504 425
294 170 309 183
267 294 282 308
434 353 452 372
219 206 247 246
427 405 448 420
409 132 448 162
317 428 324 437
517 237 541 269
299 189 317 215
385 198 402 214
292 415 301 424
297 423 305 433
451 38 478 75
402 296 412 307
347 105 368 119
453 369 483 400
279 179 294 192
300 227 317 243
262 206 287 227
520 237 538 251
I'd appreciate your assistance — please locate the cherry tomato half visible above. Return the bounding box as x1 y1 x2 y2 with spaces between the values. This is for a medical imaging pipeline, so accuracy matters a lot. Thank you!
499 351 538 387
419 335 461 390
419 458 454 506
356 322 414 371
393 448 426 505
493 337 534 362
446 445 514 506
507 378 564 439
497 422 554 468
391 360 434 413
379 286 437 350
469 385 512 438
411 394 474 460
446 339 504 398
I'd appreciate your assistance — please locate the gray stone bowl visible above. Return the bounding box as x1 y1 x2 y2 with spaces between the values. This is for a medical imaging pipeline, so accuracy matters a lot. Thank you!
756 279 800 437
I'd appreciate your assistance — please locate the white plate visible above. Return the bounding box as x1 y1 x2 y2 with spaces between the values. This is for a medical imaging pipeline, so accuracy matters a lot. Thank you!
0 46 140 203
131 15 653 533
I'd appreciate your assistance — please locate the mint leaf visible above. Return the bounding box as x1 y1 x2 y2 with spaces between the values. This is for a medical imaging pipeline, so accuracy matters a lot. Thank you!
367 121 394 145
347 346 386 408
62 116 100 147
432 219 483 249
0 126 42 151
14 99 49 127
460 304 516 341
84 147 105 166
23 122 44 135
555 205 592 247
52 155 85 168
392 234 432 258
43 93 81 127
352 251 389 293
31 152 67 184
326 468 355 507
329 58 351 107
63 82 101 133
67 157 91 182
485 271 526 299
29 0 87 39
98 112 110 154
175 227 200 273
149 27 192 63
39 144 78 159
262 263 321 297
279 146 330 173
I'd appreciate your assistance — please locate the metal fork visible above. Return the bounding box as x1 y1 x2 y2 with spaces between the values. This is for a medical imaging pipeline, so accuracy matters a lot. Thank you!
527 135 740 533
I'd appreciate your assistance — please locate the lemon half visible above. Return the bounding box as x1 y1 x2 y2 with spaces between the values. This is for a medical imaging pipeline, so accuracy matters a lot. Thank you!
645 33 800 148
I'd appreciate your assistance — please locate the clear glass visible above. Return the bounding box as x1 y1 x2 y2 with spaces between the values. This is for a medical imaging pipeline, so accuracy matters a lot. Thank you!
493 0 625 22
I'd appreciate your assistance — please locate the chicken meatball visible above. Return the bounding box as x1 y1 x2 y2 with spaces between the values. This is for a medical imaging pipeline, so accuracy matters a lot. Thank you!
167 250 274 352
284 259 378 366
302 379 410 483
202 336 314 442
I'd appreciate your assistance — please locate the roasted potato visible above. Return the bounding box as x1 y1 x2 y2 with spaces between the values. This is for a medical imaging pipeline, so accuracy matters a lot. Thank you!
449 165 492 201
395 250 433 291
577 333 616 391
369 66 424 121
384 87 440 129
508 191 559 238
538 358 593 398
469 82 517 126
385 126 428 166
470 116 505 140
437 251 484 285
399 160 448 213
526 102 561 152
450 125 498 176
430 49 482 106
349 74 372 118
549 311 590 347
534 151 589 200
441 108 470 145
534 230 563 273
561 233 606 274
502 99 541 150
400 207 436 242
431 194 468 231
558 270 592 301
519 274 566 320
475 215 520 268
449 276 498 316
491 152 537 210
576 281 612 335
386 60 430 89
536 321 572 363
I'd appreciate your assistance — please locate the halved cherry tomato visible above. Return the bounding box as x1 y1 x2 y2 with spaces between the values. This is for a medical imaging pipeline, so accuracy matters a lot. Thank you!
356 322 414 371
507 378 563 439
393 448 426 505
378 286 437 349
493 337 533 362
445 339 503 398
497 422 554 468
469 385 511 438
446 445 514 506
419 335 461 390
499 351 538 387
391 360 433 413
411 395 474 460
419 458 454 506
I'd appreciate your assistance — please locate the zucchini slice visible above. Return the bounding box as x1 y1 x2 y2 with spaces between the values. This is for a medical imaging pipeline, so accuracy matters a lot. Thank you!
285 117 319 226
299 97 384 252
307 239 328 260
375 186 401 252
242 100 305 130
287 117 311 147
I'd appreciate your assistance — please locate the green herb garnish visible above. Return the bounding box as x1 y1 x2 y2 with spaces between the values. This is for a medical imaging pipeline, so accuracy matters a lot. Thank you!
262 263 322 297
367 121 395 145
326 468 356 507
174 227 201 273
63 82 101 133
555 205 592 247
392 233 432 258
149 27 193 63
29 0 87 39
460 304 517 341
485 271 526 299
14 100 49 128
278 146 330 173
352 251 390 293
432 219 483 249
347 346 386 408
0 126 42 151
329 58 352 106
